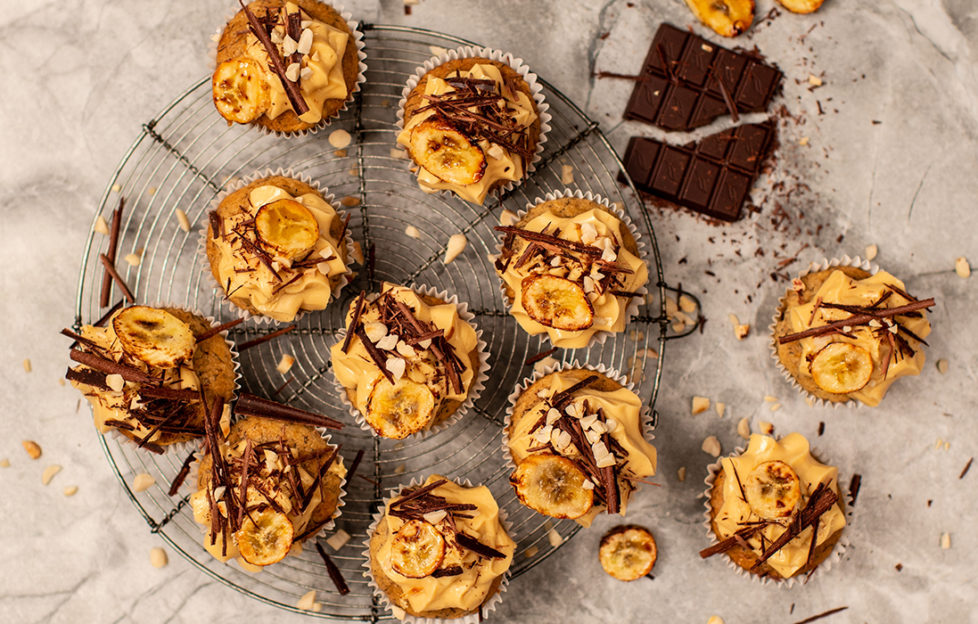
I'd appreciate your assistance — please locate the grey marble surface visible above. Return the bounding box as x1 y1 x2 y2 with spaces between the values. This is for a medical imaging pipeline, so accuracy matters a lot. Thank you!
3 0 977 622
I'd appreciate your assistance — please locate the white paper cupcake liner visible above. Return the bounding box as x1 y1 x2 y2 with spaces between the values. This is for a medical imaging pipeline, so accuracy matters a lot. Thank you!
395 45 552 203
201 167 356 325
700 442 850 587
331 283 491 440
210 0 368 138
769 255 879 410
360 476 512 623
493 189 650 349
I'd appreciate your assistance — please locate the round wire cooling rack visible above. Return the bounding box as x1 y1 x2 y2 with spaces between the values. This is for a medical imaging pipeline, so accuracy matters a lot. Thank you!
72 23 701 622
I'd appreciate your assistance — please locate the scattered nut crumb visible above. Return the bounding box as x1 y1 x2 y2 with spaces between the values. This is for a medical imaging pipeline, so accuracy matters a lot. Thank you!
334 149 347 158
865 244 878 261
41 464 62 485
498 209 519 226
175 209 191 232
352 240 364 264
737 417 750 439
940 532 951 550
328 129 352 149
340 196 360 207
389 148 408 159
759 421 774 435
733 322 750 340
955 256 970 278
58 378 66 387
798 136 810 146
276 354 295 374
0 458 9 468
444 233 467 264
132 472 156 493
677 466 686 482
22 358 31 373
148 187 157 196
22 440 42 460
524 545 540 558
547 527 563 547
707 617 725 624
111 183 122 193
124 249 143 267
560 164 574 185
691 396 710 415
404 225 421 239
679 295 697 313
769 403 781 412
764 395 778 402
808 74 823 87
428 45 448 56
326 529 351 551
628 329 646 342
149 547 168 568
94 215 110 235
394 464 406 474
935 438 944 449
944 441 950 451
701 435 721 457
936 359 949 374
715 402 725 418
805 396 816 408
63 485 78 497
297 589 322 612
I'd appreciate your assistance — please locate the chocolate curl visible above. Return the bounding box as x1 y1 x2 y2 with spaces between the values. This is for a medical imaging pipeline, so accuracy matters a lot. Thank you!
354 325 394 384
237 324 296 351
235 392 344 430
341 291 367 353
98 253 135 303
315 541 350 595
99 197 125 307
195 318 244 343
68 349 153 384
237 0 309 115
168 451 196 496
455 532 506 559
494 225 602 256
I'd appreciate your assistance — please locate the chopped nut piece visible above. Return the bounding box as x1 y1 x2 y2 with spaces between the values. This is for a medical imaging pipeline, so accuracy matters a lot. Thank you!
132 472 156 493
328 129 352 149
124 250 143 267
940 532 951 549
326 529 351 551
737 417 750 439
394 463 406 474
764 395 778 402
444 233 467 264
798 136 810 146
340 196 360 207
276 354 295 374
94 215 110 235
175 209 191 233
701 435 721 457
429 45 448 56
808 74 823 87
389 148 408 159
707 617 725 624
63 485 78 497
0 458 9 468
560 164 574 185
148 187 157 196
22 358 31 373
150 547 168 568
22 440 41 460
105 373 125 392
679 294 697 313
404 225 421 239
715 402 726 418
111 183 122 193
41 464 62 485
955 256 971 278
58 378 66 387
334 148 347 158
547 528 564 547
759 421 774 434
297 590 318 611
691 396 711 415
936 359 949 374
524 545 540 558
769 403 781 412
734 323 750 340
498 209 519 227
865 244 878 261
677 466 687 482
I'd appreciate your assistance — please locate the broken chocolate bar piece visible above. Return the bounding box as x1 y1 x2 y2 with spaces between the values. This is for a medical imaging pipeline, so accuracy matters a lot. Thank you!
619 120 775 222
624 23 782 132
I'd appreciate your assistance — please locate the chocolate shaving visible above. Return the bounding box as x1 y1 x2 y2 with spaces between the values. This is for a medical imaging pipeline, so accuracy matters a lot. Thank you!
805 515 820 568
236 440 253 527
65 367 109 389
104 418 136 431
524 347 557 366
94 300 124 327
354 325 394 383
778 298 935 344
848 473 862 506
337 211 352 246
341 291 367 353
551 375 599 409
60 328 102 351
99 197 125 307
208 211 223 240
235 392 344 430
195 318 244 343
960 457 973 480
495 226 602 256
315 541 350 595
403 329 444 345
300 445 339 511
394 299 461 394
391 479 449 509
699 525 763 558
237 0 309 115
609 290 644 298
346 448 365 484
69 349 153 385
711 69 739 123
751 482 839 569
98 253 135 302
431 565 464 577
238 324 296 351
455 532 506 559
792 606 849 624
138 386 199 402
168 451 196 496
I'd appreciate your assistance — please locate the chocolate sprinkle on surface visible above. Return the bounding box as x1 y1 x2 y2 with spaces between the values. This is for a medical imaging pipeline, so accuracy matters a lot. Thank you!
791 606 849 624
848 474 862 506
959 458 973 480
315 541 350 595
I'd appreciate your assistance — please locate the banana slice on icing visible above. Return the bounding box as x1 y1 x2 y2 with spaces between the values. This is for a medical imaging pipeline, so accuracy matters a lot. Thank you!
112 306 196 369
212 57 270 124
236 508 294 567
810 342 874 394
390 519 446 578
409 118 487 185
365 377 437 439
745 460 802 519
521 275 595 331
255 199 320 260
511 453 594 519
599 524 658 581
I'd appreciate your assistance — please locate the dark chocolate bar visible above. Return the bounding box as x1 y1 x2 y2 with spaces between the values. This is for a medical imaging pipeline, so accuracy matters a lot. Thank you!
624 24 782 132
619 120 775 222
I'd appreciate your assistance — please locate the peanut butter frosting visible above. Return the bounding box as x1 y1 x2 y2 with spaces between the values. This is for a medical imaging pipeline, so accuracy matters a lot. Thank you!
330 283 481 438
244 1 350 124
370 475 514 616
713 433 846 579
496 200 649 349
780 269 931 406
190 417 346 568
508 369 656 527
397 61 539 204
208 180 350 322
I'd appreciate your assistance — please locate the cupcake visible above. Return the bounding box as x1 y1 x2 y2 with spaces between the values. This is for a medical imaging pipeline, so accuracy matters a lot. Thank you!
330 283 484 439
397 50 544 204
505 366 656 527
772 263 934 406
494 194 649 349
64 305 237 452
189 415 346 569
212 0 362 134
701 433 846 581
206 174 352 322
366 475 514 620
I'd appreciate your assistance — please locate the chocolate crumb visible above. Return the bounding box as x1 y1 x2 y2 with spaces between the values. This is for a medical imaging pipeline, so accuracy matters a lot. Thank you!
959 457 973 480
895 563 903 571
817 421 824 436
848 474 862 506
792 606 848 624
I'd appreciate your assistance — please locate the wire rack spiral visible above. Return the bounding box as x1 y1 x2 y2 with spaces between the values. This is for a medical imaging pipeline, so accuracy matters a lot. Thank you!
72 24 699 622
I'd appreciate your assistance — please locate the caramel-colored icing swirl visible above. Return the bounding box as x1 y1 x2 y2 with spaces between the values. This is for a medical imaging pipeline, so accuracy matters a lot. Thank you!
373 475 514 615
784 269 930 406
211 183 349 322
396 63 538 204
499 204 648 349
508 370 656 527
714 433 845 579
245 1 349 124
329 283 479 426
